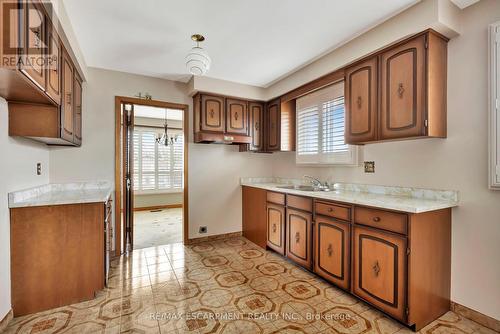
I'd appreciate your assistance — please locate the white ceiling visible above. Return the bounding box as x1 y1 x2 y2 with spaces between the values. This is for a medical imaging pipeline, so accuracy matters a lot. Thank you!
63 0 419 87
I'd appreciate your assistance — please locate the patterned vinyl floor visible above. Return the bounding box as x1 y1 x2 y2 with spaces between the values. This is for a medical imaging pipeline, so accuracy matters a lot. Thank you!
4 237 497 333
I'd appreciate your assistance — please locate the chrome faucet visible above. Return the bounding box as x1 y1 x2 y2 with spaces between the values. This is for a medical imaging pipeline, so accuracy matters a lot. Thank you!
303 175 330 191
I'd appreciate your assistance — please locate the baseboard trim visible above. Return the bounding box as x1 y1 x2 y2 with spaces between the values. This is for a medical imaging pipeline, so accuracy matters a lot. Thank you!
0 309 13 333
134 204 182 212
451 301 500 332
186 231 242 245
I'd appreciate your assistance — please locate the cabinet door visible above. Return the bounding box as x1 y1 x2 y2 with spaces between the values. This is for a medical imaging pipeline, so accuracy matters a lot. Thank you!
200 94 225 133
73 72 82 146
46 24 61 104
226 98 248 135
345 57 378 143
266 99 280 151
249 102 263 150
380 35 426 140
61 50 74 142
314 216 350 290
267 203 285 255
286 208 312 269
22 1 46 89
353 225 407 321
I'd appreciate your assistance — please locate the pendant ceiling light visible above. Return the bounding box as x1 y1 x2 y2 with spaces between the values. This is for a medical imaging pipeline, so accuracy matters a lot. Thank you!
156 109 178 146
186 34 211 76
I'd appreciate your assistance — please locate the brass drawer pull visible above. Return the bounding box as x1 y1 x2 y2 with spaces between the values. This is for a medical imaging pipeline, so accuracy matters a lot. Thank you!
327 244 333 257
328 207 334 212
357 96 362 109
372 216 381 222
373 261 380 276
295 232 300 243
398 83 405 98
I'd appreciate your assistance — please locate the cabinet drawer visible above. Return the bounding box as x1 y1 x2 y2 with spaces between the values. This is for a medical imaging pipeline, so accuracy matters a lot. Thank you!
287 195 312 212
354 207 407 235
315 201 351 221
267 191 285 205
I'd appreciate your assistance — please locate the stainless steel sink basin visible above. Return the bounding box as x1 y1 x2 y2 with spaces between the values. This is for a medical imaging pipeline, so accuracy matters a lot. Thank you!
277 185 318 191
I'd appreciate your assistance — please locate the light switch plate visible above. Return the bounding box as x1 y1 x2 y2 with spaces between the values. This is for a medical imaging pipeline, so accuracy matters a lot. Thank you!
364 161 375 173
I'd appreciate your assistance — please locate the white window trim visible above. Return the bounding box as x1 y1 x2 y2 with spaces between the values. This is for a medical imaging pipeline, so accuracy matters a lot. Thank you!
295 82 360 166
489 22 500 189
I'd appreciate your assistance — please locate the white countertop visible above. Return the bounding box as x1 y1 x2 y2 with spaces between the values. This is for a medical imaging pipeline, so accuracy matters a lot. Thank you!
9 182 112 208
241 178 458 213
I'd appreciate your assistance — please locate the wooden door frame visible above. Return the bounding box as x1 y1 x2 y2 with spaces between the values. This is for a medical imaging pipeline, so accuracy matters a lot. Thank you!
114 96 189 256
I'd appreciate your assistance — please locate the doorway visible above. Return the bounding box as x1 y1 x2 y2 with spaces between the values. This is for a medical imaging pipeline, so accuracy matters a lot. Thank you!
114 97 189 254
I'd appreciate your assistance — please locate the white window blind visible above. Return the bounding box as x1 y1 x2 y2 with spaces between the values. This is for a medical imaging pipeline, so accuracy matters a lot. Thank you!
133 127 184 193
296 81 359 165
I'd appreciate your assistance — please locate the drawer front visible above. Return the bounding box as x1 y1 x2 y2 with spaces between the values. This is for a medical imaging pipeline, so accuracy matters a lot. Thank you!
314 216 350 290
267 203 285 255
354 207 407 235
287 195 312 212
315 201 351 221
267 191 285 205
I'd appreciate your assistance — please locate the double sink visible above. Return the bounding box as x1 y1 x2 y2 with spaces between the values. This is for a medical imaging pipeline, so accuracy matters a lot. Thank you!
277 185 331 192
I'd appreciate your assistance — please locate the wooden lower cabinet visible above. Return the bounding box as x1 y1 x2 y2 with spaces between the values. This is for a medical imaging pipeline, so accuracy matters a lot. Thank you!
286 208 312 269
242 186 267 248
314 216 350 290
352 225 407 322
266 203 285 255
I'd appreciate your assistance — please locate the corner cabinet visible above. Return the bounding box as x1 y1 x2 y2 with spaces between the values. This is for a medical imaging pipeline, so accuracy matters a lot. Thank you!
2 0 85 146
345 30 448 144
194 93 251 144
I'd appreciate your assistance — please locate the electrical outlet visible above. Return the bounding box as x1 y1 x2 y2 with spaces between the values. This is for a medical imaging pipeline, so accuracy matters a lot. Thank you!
36 163 42 175
364 161 375 173
199 226 207 234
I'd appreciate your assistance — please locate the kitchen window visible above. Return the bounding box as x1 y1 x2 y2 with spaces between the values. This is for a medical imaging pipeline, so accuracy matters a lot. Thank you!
296 81 359 165
133 127 184 193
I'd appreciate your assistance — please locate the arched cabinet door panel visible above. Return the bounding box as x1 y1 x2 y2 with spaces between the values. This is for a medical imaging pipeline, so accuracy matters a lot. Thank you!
353 225 407 322
266 203 285 255
345 57 378 144
201 94 225 132
226 98 248 135
286 208 312 269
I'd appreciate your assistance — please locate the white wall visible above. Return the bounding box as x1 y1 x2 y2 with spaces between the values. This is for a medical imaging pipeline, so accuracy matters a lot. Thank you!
134 193 183 208
269 0 500 320
0 98 50 319
49 67 273 241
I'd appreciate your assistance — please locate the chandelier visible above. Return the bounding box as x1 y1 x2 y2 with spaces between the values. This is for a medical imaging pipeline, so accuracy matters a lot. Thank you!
156 109 178 146
185 34 211 76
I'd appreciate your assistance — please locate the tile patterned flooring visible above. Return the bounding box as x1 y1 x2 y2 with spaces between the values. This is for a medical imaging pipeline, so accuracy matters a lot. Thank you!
4 237 497 334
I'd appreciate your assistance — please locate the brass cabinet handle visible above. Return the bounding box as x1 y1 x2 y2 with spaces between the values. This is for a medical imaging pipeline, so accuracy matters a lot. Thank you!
373 261 380 276
357 96 362 109
295 232 300 243
255 122 259 131
234 112 238 120
272 224 276 233
372 216 381 222
327 244 333 257
209 109 215 118
328 207 334 212
398 83 405 98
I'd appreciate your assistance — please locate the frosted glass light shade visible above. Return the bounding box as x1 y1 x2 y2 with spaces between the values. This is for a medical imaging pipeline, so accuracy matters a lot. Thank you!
185 46 211 76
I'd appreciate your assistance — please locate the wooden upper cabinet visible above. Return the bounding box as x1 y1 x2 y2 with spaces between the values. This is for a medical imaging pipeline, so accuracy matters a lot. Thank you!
61 49 74 142
380 35 426 140
353 225 407 322
200 94 225 133
248 102 263 150
21 1 46 90
286 208 312 269
46 23 61 104
267 203 285 255
314 216 350 290
266 99 281 151
73 72 82 146
345 57 378 144
226 98 248 135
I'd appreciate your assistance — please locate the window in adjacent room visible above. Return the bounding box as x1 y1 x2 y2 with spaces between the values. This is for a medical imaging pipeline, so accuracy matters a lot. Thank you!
133 128 184 192
296 81 359 165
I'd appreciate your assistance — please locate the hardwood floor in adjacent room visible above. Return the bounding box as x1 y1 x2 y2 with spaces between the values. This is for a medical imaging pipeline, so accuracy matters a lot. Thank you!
4 237 496 333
